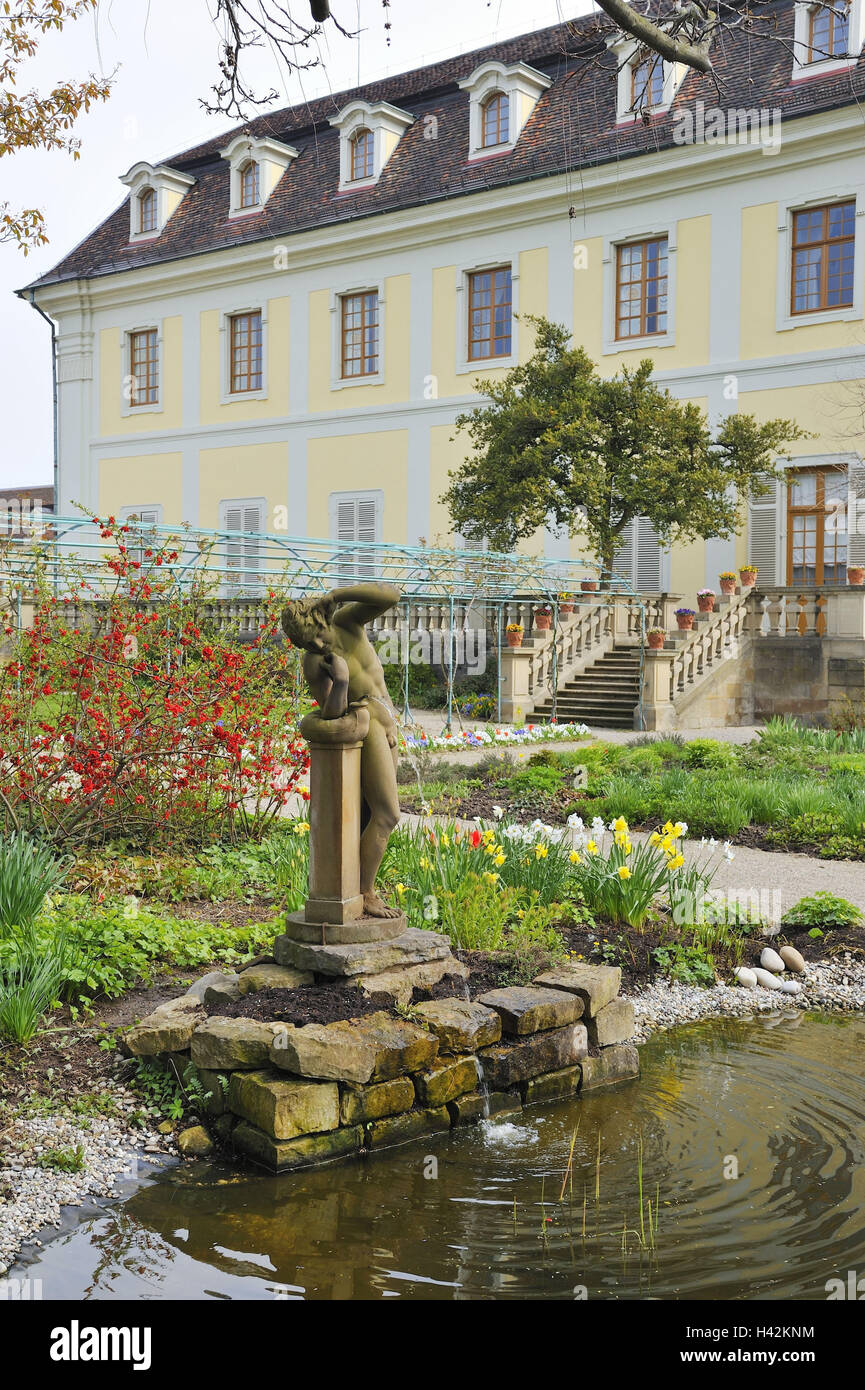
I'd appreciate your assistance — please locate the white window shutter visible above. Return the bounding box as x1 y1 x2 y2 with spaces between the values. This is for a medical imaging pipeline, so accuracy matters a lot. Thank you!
612 519 635 587
748 477 782 584
849 460 865 567
356 498 378 545
635 517 662 590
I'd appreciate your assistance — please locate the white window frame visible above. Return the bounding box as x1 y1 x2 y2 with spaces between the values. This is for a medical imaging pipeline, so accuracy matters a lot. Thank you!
607 35 685 122
120 322 164 418
602 225 677 355
455 258 519 376
775 187 864 332
220 305 268 403
791 0 863 81
120 162 195 243
329 280 386 390
329 100 413 193
220 134 299 218
458 60 552 161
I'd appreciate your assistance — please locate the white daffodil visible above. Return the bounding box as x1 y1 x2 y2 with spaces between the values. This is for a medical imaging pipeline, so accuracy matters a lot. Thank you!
493 805 504 819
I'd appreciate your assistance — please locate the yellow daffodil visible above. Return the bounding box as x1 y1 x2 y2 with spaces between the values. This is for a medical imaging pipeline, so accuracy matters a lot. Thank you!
395 883 406 895
494 853 506 867
569 850 581 864
441 833 450 848
517 909 525 920
617 865 632 880
673 822 686 838
613 815 628 833
586 840 599 855
419 856 430 870
483 871 500 885
483 828 495 845
649 831 662 846
535 843 548 860
294 821 310 836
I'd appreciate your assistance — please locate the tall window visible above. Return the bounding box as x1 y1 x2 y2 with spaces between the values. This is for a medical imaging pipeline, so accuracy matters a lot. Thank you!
616 237 668 339
129 329 159 407
332 493 380 580
350 128 374 181
138 187 157 234
340 291 379 378
791 201 855 314
808 1 850 59
631 52 664 109
222 502 263 592
239 160 260 208
481 91 509 147
229 311 263 394
467 266 512 361
787 467 848 584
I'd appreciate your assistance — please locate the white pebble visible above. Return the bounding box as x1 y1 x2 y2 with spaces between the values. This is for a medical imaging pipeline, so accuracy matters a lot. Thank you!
753 967 784 990
760 947 786 974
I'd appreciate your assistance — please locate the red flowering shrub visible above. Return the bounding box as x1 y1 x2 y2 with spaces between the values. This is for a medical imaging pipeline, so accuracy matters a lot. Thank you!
0 517 308 846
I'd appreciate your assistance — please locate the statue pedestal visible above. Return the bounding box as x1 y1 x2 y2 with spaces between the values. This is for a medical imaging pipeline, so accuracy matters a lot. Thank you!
299 705 369 929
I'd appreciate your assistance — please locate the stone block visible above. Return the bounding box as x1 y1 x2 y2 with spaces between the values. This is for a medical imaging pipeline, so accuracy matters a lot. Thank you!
447 1090 523 1127
414 1056 479 1107
185 970 239 1003
477 985 582 1035
124 996 203 1056
237 963 314 994
233 1121 363 1173
412 998 501 1052
523 1066 580 1106
586 998 636 1048
339 1077 416 1126
533 963 621 1017
579 1044 640 1091
190 1017 283 1071
227 1069 339 1140
366 1106 451 1150
269 1010 438 1084
479 1023 588 1089
355 957 468 1007
273 927 452 978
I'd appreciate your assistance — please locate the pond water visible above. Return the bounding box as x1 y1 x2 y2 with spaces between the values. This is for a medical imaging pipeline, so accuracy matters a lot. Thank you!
15 1012 865 1301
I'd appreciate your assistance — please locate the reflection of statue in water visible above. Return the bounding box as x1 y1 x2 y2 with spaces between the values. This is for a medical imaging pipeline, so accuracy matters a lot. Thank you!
281 584 401 920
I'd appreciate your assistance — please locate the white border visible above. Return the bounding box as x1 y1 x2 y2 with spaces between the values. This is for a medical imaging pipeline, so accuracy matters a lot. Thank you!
602 225 677 354
329 279 386 390
775 186 864 331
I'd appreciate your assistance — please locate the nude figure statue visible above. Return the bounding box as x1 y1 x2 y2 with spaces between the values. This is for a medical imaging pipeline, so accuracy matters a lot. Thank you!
281 582 402 920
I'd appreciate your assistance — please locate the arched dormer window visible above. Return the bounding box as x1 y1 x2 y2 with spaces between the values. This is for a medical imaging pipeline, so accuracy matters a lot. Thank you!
350 128 375 182
138 187 157 234
239 160 260 208
481 91 509 147
630 50 665 110
808 0 850 58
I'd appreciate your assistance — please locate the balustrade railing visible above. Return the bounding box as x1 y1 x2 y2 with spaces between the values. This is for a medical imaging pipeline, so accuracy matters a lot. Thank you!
668 593 748 703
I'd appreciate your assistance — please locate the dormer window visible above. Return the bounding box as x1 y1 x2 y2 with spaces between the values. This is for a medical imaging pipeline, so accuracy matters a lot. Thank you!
350 129 375 182
120 161 195 242
329 101 413 191
459 60 551 160
138 187 157 234
809 0 850 58
630 51 665 111
793 0 862 78
481 92 509 148
239 160 260 209
220 134 298 217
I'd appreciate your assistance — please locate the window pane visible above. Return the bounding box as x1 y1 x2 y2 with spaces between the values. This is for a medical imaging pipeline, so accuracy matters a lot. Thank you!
468 267 512 359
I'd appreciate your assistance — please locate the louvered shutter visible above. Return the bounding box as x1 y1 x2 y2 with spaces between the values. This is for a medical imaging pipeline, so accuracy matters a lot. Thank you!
612 519 635 588
849 459 865 567
748 477 782 584
635 517 662 590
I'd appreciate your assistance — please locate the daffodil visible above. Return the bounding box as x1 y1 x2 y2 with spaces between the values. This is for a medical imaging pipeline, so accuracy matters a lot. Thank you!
483 828 495 845
395 882 406 895
649 831 662 846
569 850 581 864
494 852 505 867
419 856 430 870
441 833 450 848
617 865 632 880
613 815 628 833
586 839 599 855
483 871 500 885
535 843 548 860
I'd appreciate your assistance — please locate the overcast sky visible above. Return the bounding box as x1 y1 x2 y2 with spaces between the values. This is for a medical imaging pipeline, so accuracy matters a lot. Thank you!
0 0 591 491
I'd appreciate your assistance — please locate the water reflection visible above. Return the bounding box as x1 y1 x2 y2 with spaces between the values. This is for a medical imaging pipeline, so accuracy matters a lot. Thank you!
15 1013 865 1301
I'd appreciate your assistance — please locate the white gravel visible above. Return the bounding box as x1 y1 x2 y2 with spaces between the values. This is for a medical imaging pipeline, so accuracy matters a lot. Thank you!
625 952 865 1044
0 1086 173 1277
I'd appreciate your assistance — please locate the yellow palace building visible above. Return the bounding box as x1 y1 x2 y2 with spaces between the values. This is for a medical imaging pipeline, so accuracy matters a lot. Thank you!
21 1 865 594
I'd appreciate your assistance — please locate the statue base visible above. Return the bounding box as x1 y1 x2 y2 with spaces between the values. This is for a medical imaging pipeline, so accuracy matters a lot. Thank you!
282 911 407 945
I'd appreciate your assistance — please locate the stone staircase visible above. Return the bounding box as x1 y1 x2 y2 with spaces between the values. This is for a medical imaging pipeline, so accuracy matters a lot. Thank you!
533 644 641 729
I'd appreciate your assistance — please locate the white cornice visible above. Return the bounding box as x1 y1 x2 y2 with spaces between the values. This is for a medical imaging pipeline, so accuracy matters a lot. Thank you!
26 104 865 316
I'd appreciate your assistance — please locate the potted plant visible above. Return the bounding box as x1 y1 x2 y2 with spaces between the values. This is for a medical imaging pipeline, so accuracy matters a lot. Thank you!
697 588 716 613
505 622 524 648
847 565 865 586
558 591 575 615
739 565 758 587
580 577 598 592
675 607 696 631
647 628 666 650
719 571 737 595
534 604 553 631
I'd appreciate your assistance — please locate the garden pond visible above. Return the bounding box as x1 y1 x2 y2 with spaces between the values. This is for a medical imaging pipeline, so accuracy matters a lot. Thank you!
13 1010 865 1300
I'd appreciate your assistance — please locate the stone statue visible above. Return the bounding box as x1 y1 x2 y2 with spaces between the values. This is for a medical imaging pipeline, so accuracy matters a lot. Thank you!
281 583 402 921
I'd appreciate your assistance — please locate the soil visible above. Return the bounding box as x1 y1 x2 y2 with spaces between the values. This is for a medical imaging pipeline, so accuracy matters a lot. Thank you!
207 984 394 1027
170 897 278 927
770 924 865 963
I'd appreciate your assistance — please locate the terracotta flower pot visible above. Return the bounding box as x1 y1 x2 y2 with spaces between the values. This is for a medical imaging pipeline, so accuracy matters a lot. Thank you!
739 568 758 588
847 566 865 586
676 613 695 631
534 613 552 631
506 630 523 648
559 602 575 616
580 580 598 592
697 594 715 613
647 631 666 650
719 577 737 595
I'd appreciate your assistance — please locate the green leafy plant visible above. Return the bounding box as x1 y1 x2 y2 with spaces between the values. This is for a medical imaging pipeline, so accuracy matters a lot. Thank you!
0 832 67 932
36 1143 86 1174
0 920 77 1044
781 891 863 932
654 942 716 987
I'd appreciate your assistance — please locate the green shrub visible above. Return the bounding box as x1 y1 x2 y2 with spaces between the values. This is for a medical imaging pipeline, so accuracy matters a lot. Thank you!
0 833 67 932
682 739 736 770
654 942 716 988
781 891 863 932
0 919 77 1044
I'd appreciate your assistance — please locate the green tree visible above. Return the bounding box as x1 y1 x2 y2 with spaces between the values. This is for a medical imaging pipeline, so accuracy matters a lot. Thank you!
442 317 807 580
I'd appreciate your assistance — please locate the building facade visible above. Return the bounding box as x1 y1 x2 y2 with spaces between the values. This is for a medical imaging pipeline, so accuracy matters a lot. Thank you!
21 2 865 595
